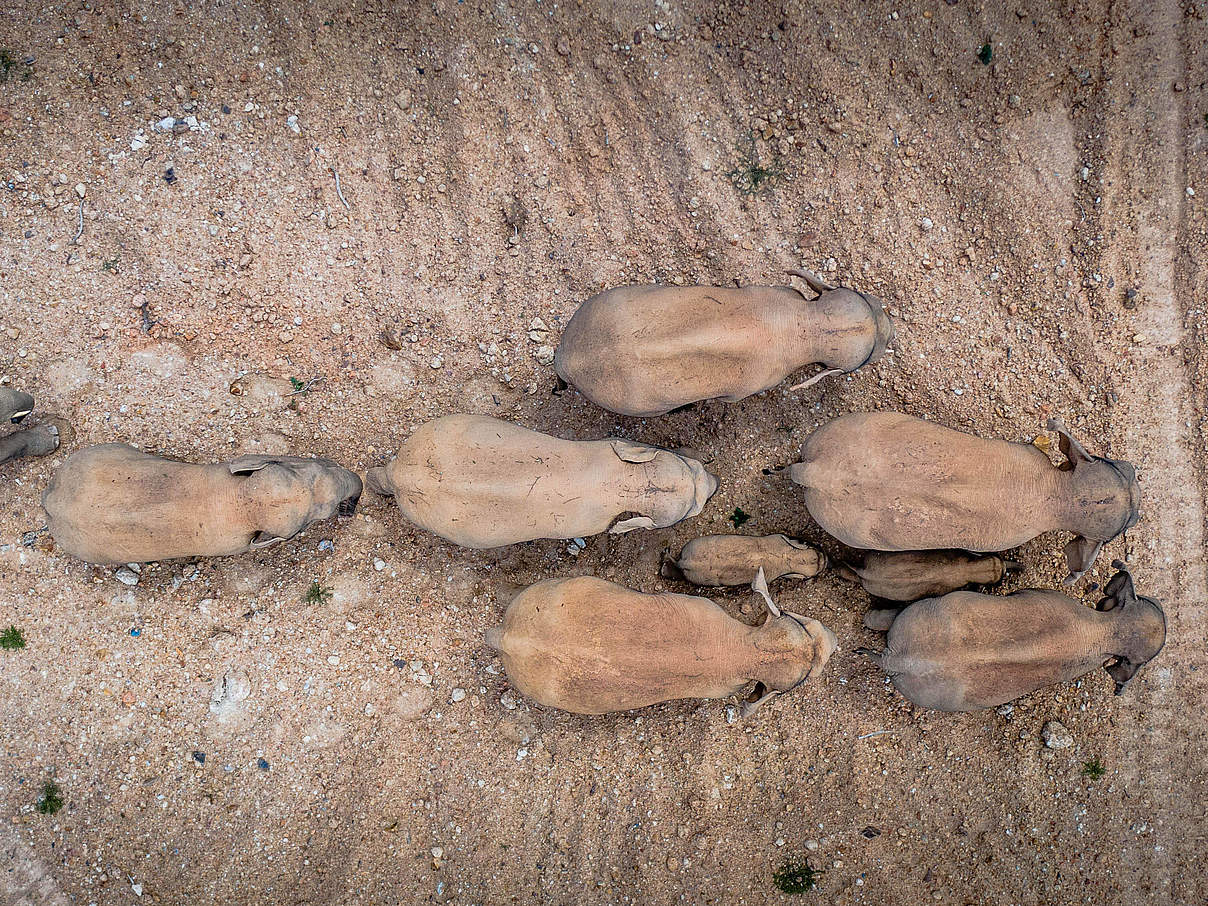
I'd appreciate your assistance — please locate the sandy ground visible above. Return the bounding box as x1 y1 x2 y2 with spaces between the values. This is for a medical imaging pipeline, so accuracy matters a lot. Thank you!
1 0 1206 903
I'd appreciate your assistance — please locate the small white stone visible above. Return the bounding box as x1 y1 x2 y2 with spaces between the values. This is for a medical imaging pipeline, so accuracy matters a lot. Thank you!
451 688 466 702
331 322 342 334
114 566 140 586
534 345 555 365
1188 187 1196 197
327 655 340 665
429 355 443 369
74 183 85 198
431 846 443 860
919 216 933 231
373 558 386 571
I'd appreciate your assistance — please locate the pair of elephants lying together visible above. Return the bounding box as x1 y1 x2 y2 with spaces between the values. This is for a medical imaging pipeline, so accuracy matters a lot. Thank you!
5 274 1164 717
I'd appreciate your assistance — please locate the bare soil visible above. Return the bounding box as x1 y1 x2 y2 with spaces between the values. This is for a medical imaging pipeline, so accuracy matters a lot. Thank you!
1 1 1206 904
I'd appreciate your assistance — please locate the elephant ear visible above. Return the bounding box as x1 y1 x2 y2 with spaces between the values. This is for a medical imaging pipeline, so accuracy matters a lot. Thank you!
1096 561 1137 611
229 455 285 475
1105 657 1141 695
610 440 660 464
1047 418 1095 472
1063 535 1103 585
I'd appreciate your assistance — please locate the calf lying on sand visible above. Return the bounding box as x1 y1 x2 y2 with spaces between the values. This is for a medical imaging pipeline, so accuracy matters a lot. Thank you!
662 533 826 587
835 550 1020 602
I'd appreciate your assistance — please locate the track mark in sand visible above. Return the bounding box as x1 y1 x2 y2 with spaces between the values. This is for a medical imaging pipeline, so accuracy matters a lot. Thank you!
0 826 69 906
1098 2 1207 904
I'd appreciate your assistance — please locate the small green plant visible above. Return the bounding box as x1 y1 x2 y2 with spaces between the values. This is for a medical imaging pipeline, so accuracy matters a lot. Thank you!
1081 757 1106 780
0 625 25 650
35 780 63 815
728 135 781 196
773 859 821 893
729 507 751 529
289 376 308 393
304 581 334 606
101 258 120 272
977 42 993 65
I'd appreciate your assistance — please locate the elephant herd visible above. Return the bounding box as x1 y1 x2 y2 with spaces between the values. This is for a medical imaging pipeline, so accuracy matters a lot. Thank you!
1 272 1165 717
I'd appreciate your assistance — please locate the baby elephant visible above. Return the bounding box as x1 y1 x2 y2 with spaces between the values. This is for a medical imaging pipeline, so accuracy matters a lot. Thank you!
859 562 1166 711
486 569 837 715
366 414 718 549
42 444 362 564
554 270 894 417
791 412 1140 583
0 388 59 466
662 533 827 586
836 550 1020 602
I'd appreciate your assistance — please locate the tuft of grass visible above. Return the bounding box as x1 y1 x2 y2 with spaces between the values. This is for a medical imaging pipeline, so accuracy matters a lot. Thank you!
773 859 821 894
289 377 307 392
1081 757 1106 780
728 136 781 196
304 581 334 606
101 257 120 272
729 507 751 529
0 625 25 650
35 780 63 814
977 42 993 65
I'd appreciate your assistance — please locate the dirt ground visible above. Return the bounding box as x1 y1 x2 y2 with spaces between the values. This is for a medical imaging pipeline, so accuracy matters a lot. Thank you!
1 0 1206 903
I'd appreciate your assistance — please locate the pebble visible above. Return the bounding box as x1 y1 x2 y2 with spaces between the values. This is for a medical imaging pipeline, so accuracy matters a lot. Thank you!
527 317 549 342
395 88 412 110
920 216 933 231
500 691 518 710
155 116 176 132
805 839 819 851
533 345 555 366
114 566 140 586
74 183 85 199
287 115 300 134
1042 720 1074 750
373 558 386 571
331 322 343 335
429 355 444 369
451 688 466 703
131 131 147 151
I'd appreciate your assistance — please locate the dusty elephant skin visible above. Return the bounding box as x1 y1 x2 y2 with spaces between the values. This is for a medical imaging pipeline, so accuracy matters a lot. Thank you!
836 550 1021 603
553 270 894 417
858 562 1166 711
662 533 827 586
0 387 59 466
790 412 1140 583
366 414 719 549
42 444 363 564
486 570 837 715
